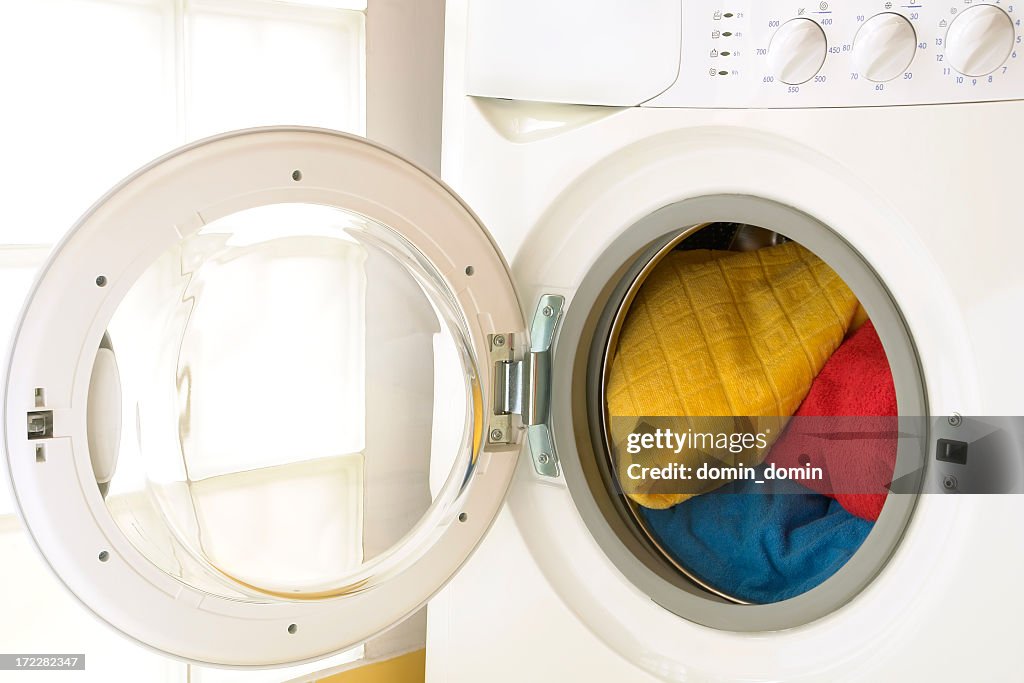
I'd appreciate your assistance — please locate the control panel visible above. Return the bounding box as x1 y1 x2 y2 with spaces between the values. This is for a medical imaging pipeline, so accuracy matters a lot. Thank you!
646 0 1024 107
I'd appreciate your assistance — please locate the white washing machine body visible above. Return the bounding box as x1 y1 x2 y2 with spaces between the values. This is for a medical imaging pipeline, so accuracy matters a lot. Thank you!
2 0 1023 679
425 0 1024 681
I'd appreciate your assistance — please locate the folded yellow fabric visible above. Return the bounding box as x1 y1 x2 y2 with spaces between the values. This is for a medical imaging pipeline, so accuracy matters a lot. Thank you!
606 241 860 509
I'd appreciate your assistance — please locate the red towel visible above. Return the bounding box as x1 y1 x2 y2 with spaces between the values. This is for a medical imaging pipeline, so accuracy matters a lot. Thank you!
768 321 896 521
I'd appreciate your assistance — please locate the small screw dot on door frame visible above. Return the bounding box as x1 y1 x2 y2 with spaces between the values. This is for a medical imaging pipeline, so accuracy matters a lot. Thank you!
95 275 107 287
291 170 303 182
287 623 298 634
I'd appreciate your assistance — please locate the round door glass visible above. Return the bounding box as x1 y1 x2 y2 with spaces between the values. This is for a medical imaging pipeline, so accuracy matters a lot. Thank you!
93 203 480 601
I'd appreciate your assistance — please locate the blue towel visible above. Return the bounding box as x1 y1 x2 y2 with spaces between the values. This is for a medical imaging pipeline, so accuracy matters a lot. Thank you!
640 473 874 604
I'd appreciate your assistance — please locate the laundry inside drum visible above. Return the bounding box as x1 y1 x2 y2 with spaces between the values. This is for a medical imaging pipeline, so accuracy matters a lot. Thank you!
89 203 479 601
603 223 900 605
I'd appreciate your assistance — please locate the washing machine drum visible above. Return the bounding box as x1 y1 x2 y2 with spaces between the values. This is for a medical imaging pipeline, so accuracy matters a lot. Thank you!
3 128 531 666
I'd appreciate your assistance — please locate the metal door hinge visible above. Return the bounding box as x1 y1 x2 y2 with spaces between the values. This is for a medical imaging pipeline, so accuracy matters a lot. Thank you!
488 295 564 477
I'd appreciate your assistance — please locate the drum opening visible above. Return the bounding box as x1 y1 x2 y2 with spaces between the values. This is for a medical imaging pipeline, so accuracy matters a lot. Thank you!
553 196 926 630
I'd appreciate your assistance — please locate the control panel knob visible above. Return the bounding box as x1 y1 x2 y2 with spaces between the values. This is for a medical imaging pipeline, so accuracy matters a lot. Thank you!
852 13 918 82
945 4 1015 76
768 18 828 84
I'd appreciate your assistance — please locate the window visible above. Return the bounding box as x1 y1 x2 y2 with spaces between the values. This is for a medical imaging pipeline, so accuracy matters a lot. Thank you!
0 2 366 680
0 0 364 495
0 0 364 246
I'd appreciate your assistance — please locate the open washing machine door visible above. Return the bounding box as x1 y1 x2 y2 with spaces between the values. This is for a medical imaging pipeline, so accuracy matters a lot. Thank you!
2 127 535 667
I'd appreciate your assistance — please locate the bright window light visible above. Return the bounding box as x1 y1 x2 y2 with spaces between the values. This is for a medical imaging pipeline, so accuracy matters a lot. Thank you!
186 1 364 140
273 0 367 9
0 2 368 680
0 0 176 245
0 0 365 244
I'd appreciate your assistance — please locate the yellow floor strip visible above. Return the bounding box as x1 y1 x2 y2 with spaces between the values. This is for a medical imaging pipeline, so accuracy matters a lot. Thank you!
317 649 425 683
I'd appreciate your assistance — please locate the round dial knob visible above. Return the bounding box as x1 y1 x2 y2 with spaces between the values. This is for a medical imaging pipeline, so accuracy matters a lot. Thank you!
768 18 828 85
945 4 1015 76
852 13 918 82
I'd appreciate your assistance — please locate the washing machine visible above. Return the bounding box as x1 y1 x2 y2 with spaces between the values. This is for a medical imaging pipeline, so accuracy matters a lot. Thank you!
3 0 1024 680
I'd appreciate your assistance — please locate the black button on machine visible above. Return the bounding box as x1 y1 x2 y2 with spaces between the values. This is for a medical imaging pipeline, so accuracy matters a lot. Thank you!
936 438 968 465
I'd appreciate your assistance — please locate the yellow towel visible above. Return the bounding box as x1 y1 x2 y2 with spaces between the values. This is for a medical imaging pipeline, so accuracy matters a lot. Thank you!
606 241 860 509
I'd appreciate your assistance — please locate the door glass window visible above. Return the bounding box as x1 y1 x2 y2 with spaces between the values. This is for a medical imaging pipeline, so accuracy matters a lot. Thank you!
100 203 478 601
